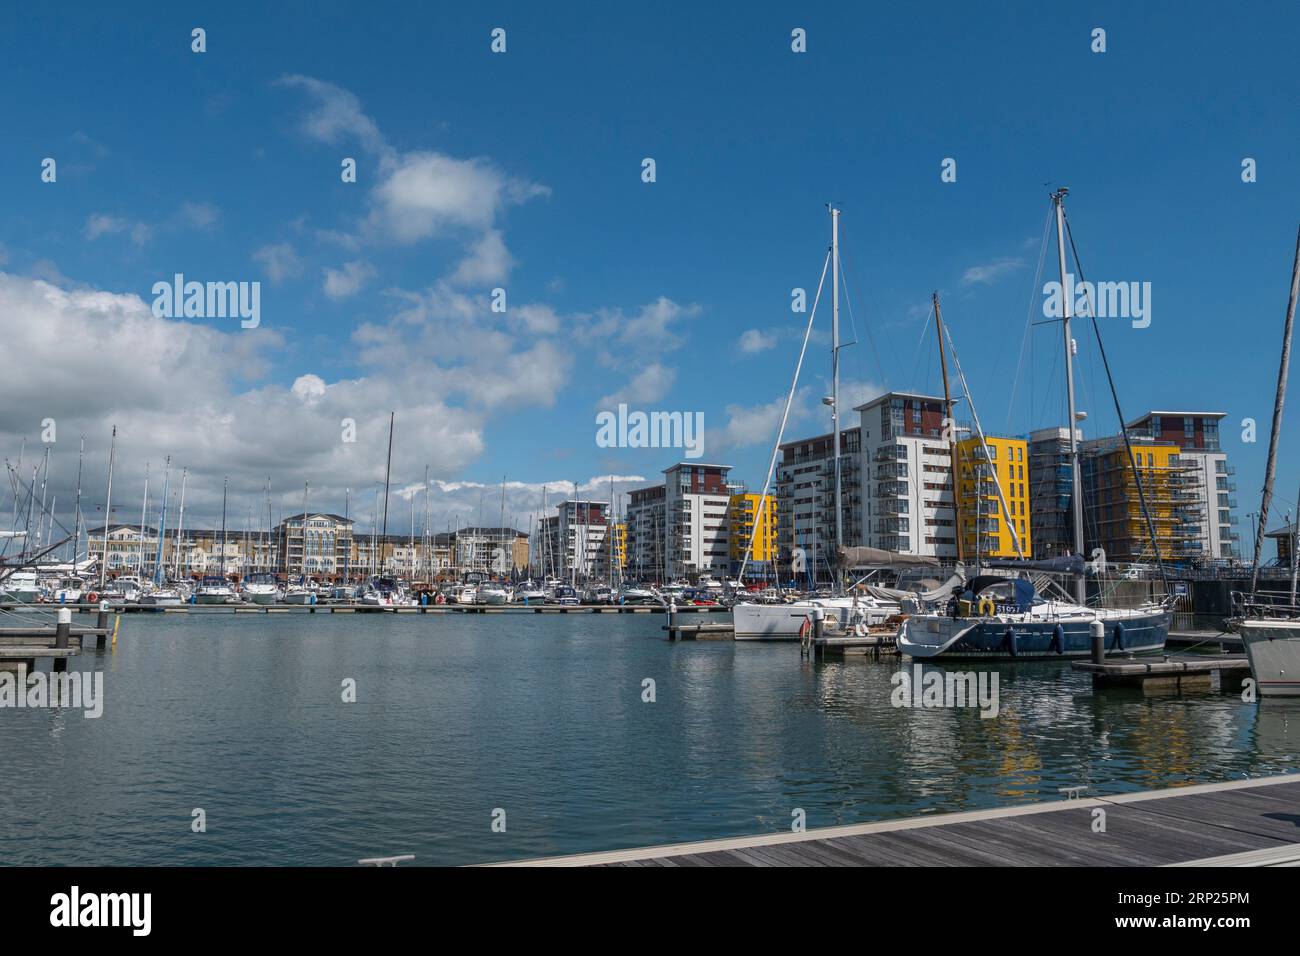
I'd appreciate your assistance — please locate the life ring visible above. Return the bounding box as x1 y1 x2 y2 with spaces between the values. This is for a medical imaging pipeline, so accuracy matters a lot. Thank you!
798 616 811 639
977 596 996 617
86 592 99 604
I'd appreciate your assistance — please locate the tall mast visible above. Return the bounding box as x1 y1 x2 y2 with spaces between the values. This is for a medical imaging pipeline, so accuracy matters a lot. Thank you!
934 292 962 564
153 457 170 585
72 436 84 569
174 468 188 579
830 204 844 561
1251 226 1300 594
1052 188 1087 602
380 411 394 541
98 426 116 590
220 476 228 579
138 462 150 580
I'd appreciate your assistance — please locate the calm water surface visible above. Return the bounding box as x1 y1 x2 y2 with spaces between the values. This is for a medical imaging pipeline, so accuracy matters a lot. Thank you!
2 610 1298 865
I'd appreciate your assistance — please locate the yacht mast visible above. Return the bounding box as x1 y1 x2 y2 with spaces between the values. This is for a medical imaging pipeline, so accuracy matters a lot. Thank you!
933 293 963 564
173 468 188 579
98 426 116 591
830 204 844 561
1052 188 1087 602
1250 225 1300 596
138 462 150 580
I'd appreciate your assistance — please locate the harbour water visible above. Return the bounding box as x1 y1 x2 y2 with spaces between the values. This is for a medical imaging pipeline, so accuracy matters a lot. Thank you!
2 612 1297 866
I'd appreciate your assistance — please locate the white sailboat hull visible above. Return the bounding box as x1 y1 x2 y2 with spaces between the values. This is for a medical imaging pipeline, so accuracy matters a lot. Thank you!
732 598 897 641
1239 620 1300 697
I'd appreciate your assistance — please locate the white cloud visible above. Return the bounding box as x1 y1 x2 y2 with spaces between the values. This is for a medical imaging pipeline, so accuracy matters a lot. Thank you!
83 214 151 246
253 242 303 283
450 230 513 286
323 260 376 298
178 201 220 230
962 257 1024 285
739 328 776 353
598 363 677 407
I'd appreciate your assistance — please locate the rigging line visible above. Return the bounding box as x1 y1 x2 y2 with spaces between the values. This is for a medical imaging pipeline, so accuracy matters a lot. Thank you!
1008 205 1057 432
945 323 1026 559
908 301 936 394
738 248 832 584
1063 211 1169 592
838 219 902 377
836 248 887 389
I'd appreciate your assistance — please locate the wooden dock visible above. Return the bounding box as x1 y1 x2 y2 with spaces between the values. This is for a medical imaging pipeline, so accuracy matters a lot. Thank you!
1072 654 1251 693
499 774 1300 866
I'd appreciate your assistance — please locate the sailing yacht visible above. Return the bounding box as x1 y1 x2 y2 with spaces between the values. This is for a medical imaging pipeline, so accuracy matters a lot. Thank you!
282 576 317 605
899 189 1173 660
732 205 905 641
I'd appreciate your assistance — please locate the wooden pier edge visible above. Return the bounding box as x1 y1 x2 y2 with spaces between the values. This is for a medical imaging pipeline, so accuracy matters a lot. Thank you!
488 773 1300 867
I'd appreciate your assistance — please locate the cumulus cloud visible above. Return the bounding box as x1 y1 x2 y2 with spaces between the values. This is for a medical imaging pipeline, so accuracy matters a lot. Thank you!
323 260 375 298
598 363 677 407
253 242 303 283
738 328 776 353
278 75 548 287
83 214 151 246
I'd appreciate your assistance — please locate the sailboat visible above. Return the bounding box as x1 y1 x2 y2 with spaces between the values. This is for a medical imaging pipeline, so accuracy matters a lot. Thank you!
733 205 902 640
898 188 1173 659
195 476 236 604
1231 225 1300 696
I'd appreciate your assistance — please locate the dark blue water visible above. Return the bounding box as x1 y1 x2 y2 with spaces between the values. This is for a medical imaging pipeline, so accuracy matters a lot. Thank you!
2 610 1297 865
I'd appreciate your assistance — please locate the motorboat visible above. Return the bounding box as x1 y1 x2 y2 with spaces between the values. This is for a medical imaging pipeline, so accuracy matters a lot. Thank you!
581 585 614 605
49 575 86 604
0 569 43 603
551 585 581 606
139 585 184 607
512 581 548 603
616 583 661 606
475 583 511 605
241 572 282 605
102 576 143 606
194 575 236 604
732 593 899 640
361 576 406 607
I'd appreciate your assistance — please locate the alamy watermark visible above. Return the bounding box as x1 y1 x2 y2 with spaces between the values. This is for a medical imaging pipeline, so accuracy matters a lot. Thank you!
151 273 260 328
1043 272 1150 329
891 664 999 718
595 403 704 459
0 665 104 718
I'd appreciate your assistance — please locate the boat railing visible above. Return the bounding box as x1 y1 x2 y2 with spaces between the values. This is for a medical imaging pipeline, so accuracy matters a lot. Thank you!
1231 589 1300 620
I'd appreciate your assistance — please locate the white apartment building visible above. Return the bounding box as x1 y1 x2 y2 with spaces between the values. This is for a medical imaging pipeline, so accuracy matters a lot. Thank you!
538 501 610 579
626 463 735 581
855 391 957 558
775 427 862 576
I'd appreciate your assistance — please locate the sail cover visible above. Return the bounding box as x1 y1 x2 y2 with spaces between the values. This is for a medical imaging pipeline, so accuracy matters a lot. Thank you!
980 555 1085 575
836 546 940 569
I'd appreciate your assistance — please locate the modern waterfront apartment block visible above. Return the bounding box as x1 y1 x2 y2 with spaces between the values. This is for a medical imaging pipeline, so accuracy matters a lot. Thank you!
954 435 1032 559
537 501 611 579
1125 411 1239 560
855 392 956 558
774 427 862 574
625 463 736 581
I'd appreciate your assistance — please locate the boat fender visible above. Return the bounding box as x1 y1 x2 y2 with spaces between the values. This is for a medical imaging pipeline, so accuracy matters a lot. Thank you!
978 596 996 617
1004 626 1018 657
1051 624 1065 654
1114 622 1125 652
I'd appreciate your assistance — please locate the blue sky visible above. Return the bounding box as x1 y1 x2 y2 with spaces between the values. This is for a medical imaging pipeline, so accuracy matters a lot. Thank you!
2 1 1298 540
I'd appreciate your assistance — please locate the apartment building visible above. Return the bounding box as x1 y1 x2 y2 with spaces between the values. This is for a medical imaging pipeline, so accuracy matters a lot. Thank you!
272 513 354 575
855 392 956 558
662 463 735 580
1080 436 1202 563
625 484 667 580
538 501 610 579
1125 411 1239 560
1028 426 1081 559
954 435 1032 559
727 492 778 574
774 427 862 574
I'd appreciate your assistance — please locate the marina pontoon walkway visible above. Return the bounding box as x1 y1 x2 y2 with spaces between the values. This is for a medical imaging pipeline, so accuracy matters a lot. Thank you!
503 775 1300 866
